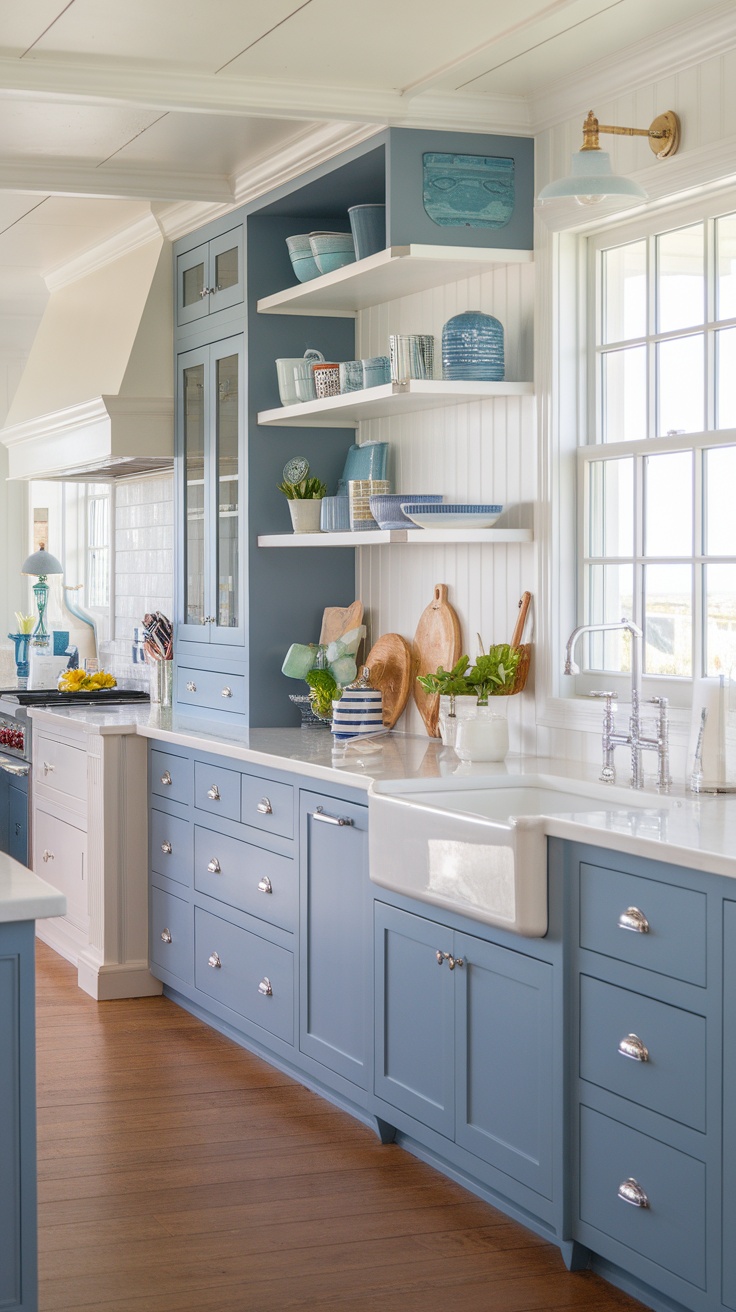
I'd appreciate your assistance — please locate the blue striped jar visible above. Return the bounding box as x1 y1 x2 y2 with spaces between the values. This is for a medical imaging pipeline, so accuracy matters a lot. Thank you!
441 310 504 381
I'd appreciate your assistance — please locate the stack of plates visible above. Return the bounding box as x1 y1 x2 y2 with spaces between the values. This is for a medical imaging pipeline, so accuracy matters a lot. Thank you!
400 502 503 529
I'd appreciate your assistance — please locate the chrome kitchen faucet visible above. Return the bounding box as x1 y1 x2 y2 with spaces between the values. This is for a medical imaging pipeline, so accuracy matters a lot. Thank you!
564 619 671 791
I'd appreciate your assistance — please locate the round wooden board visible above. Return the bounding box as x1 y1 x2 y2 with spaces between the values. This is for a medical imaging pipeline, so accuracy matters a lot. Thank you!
364 633 413 729
412 583 462 737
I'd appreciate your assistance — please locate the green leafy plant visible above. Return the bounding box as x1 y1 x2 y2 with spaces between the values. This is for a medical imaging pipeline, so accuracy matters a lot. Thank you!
416 655 471 698
305 667 342 717
467 644 521 703
277 476 328 500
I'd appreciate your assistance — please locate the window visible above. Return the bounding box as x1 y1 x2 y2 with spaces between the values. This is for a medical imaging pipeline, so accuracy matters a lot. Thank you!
85 485 111 611
579 206 736 693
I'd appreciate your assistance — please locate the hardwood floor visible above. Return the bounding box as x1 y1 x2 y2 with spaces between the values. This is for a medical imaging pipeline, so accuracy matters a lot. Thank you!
35 941 645 1312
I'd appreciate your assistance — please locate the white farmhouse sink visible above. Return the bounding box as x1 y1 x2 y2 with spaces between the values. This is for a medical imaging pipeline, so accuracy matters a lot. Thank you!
368 774 671 937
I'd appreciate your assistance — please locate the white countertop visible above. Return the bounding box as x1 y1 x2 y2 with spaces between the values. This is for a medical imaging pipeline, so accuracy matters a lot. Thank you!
0 852 67 923
28 703 736 881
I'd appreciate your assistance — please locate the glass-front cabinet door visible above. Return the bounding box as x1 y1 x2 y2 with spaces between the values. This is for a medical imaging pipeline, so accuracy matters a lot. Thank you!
176 336 244 648
176 228 243 327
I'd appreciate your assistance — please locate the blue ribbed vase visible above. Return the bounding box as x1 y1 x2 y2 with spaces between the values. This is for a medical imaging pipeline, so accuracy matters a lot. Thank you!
441 310 504 381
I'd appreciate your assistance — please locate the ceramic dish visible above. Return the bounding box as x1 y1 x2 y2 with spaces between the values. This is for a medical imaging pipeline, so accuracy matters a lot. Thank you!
369 493 442 530
309 232 356 275
400 502 503 529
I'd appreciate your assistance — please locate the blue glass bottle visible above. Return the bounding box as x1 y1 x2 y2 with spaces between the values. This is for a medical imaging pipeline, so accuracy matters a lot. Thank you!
441 310 504 382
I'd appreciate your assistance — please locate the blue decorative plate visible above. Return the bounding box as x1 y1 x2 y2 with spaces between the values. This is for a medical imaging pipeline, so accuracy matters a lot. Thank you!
400 502 503 529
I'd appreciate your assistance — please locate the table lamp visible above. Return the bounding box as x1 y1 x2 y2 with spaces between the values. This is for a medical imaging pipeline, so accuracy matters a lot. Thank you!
21 545 64 638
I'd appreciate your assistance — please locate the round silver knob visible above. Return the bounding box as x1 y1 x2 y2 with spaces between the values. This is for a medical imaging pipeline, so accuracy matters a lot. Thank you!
257 876 272 894
436 950 449 966
256 797 273 815
208 952 221 969
447 955 464 970
207 784 220 801
221 686 232 698
618 1033 650 1062
618 906 650 933
42 849 54 863
186 681 197 693
42 761 55 775
258 977 273 996
160 771 172 786
617 1178 649 1208
160 928 172 944
207 858 221 874
161 841 173 855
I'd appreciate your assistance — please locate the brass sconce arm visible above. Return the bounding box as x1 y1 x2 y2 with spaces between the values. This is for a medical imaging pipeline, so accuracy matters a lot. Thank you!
581 109 680 158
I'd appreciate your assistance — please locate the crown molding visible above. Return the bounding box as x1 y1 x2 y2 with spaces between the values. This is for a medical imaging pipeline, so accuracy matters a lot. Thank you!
530 1 736 132
45 214 165 291
0 158 233 203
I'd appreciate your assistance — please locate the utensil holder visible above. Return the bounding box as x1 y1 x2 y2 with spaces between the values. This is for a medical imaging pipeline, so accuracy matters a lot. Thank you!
149 659 173 708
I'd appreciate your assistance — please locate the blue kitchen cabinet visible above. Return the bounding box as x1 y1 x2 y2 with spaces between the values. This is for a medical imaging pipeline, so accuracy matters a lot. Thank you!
176 224 243 329
374 900 554 1200
723 900 736 1310
299 790 369 1089
0 920 39 1311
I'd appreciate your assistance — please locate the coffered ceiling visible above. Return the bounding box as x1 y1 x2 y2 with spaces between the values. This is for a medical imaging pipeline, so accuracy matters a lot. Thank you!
0 0 731 381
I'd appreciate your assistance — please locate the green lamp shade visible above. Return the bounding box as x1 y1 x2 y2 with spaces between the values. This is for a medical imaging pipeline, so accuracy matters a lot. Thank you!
537 149 648 203
21 548 63 577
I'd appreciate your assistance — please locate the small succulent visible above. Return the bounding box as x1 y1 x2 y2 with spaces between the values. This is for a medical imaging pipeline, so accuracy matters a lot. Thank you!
277 476 328 500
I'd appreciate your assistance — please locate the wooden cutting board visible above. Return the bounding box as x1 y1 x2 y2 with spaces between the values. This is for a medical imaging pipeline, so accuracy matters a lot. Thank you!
412 584 462 737
365 633 413 728
319 600 364 646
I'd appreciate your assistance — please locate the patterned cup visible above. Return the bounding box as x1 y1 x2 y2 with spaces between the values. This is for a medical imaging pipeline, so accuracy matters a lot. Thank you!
348 479 390 531
339 360 364 393
389 334 435 383
313 363 340 399
362 355 391 388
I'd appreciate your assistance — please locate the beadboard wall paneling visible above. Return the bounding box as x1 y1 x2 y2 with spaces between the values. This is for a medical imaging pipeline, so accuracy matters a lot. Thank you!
354 262 537 744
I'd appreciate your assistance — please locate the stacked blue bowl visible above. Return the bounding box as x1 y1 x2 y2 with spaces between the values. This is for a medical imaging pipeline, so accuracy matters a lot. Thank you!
309 232 355 275
285 233 320 283
442 310 504 381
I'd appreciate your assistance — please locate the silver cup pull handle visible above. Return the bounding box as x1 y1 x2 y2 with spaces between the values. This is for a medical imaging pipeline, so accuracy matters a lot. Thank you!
258 977 273 996
618 1033 650 1062
618 906 650 933
312 805 354 827
618 1178 649 1208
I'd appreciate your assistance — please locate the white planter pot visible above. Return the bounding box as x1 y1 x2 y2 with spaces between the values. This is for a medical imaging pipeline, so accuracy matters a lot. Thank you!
454 707 509 762
288 499 323 533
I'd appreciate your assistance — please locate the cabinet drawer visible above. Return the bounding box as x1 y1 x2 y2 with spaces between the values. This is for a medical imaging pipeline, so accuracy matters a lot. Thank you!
150 749 193 806
194 825 296 931
194 907 293 1044
241 774 294 840
150 885 193 984
150 809 192 888
34 734 86 801
579 861 706 986
579 1104 705 1289
34 807 87 932
194 760 241 821
580 975 706 1132
177 666 246 715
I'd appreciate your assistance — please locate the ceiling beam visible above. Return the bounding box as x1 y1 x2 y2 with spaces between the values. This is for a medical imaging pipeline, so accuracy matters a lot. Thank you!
0 56 529 133
0 159 234 202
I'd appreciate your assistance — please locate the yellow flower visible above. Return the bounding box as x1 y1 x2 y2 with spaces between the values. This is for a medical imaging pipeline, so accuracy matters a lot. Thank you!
59 669 89 691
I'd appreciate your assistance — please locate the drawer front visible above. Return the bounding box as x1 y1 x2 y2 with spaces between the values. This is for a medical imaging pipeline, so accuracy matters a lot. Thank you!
34 807 87 931
177 666 246 715
150 885 193 984
34 734 86 801
194 760 241 821
580 975 706 1131
579 1104 705 1288
194 826 296 931
241 774 294 840
194 907 293 1043
150 809 192 888
150 749 193 806
580 861 706 986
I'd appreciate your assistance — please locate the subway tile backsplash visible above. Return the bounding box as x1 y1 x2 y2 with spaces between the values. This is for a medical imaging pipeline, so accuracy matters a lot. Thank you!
102 473 174 685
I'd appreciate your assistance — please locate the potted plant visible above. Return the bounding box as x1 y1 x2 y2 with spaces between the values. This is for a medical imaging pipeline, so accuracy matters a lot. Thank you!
417 644 521 756
277 475 328 533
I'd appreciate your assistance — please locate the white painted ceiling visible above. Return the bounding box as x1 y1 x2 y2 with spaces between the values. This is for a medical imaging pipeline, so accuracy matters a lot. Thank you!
0 0 729 382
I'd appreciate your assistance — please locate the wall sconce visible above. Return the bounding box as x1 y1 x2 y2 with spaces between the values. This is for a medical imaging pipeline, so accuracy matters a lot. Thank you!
537 109 681 207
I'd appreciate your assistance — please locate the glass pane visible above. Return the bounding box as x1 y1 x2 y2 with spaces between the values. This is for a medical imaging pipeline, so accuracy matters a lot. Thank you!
588 458 634 557
705 564 736 676
602 240 647 344
182 262 205 308
717 328 736 428
656 223 704 332
643 563 692 676
184 363 205 627
657 335 704 435
601 346 646 442
216 353 239 629
586 563 634 671
645 451 693 557
706 445 736 554
215 246 238 293
717 213 736 320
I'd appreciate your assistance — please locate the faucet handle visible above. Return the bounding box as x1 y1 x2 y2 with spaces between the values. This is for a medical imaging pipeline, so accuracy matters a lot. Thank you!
647 695 669 707
590 690 618 701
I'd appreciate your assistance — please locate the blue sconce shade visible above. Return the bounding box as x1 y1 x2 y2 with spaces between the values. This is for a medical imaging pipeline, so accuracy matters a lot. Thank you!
537 149 648 204
21 548 64 578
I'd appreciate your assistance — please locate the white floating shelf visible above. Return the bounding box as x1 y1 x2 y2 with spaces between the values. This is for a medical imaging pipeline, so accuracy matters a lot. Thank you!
258 379 533 428
257 244 533 317
258 528 533 548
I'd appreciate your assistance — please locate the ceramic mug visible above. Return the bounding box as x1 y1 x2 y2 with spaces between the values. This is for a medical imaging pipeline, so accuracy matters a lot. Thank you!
313 363 340 399
362 355 391 388
348 479 390 531
339 360 364 393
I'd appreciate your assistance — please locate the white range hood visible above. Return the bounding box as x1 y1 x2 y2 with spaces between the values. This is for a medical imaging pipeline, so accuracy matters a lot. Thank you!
0 234 173 481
